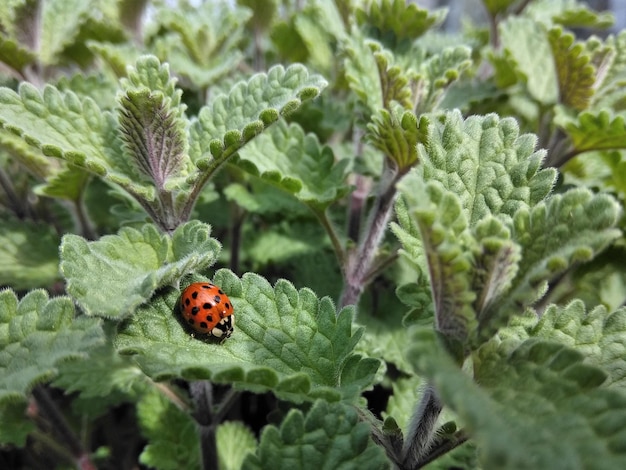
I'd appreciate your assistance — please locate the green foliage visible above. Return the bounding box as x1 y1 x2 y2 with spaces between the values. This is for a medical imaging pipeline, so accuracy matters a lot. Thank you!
0 219 60 290
564 110 626 154
412 327 626 469
217 421 258 470
115 269 380 403
242 400 389 470
0 289 103 403
60 221 220 318
137 389 200 470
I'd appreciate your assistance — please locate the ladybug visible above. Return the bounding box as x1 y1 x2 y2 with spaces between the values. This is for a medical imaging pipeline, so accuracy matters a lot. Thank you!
180 282 234 339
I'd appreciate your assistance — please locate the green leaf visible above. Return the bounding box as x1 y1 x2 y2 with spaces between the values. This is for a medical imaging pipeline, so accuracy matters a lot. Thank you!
383 375 426 432
235 120 350 209
480 188 621 339
0 289 104 403
548 27 595 110
412 328 626 469
115 270 380 403
0 218 61 290
34 163 90 201
0 402 34 446
355 0 446 47
0 35 35 71
189 64 327 173
590 31 626 110
217 421 257 470
564 111 626 153
367 107 424 170
242 400 389 470
499 17 558 104
0 82 153 200
60 221 221 319
552 6 615 29
494 300 626 389
414 111 557 224
118 56 191 192
343 33 384 112
482 0 517 16
137 389 200 470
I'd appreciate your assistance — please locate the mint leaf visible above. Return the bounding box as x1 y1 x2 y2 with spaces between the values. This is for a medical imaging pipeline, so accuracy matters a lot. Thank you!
500 17 558 104
564 111 626 154
217 421 257 470
242 400 389 470
34 164 90 201
415 111 557 224
118 56 190 193
189 64 328 173
0 289 104 403
137 389 200 470
60 221 220 318
0 35 35 72
0 218 60 290
412 328 626 469
235 120 350 209
115 269 380 403
367 108 423 170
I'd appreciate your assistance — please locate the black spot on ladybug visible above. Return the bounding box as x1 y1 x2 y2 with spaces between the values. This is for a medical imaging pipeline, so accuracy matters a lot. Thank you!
199 322 208 329
224 303 230 309
213 295 221 303
218 289 224 294
191 291 198 299
184 298 190 306
205 315 213 322
202 284 212 289
191 307 199 315
203 303 212 309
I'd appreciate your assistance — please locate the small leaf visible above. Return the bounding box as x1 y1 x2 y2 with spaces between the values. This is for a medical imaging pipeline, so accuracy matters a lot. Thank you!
235 120 350 209
118 56 190 191
242 400 389 470
548 27 596 110
115 270 379 403
60 221 220 319
564 111 626 153
0 218 61 290
0 289 104 403
34 163 90 201
217 421 257 470
0 402 35 446
0 35 36 72
367 107 424 170
137 389 200 470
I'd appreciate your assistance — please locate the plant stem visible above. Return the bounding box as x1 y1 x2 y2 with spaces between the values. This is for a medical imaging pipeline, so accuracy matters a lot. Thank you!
416 430 469 468
339 161 402 308
311 205 346 266
190 380 218 470
31 386 97 470
401 384 443 470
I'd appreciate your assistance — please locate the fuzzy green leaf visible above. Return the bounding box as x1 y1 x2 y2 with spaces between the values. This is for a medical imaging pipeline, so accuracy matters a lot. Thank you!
564 111 626 153
343 33 384 112
34 164 90 201
414 111 557 224
0 289 104 403
494 300 626 389
115 270 380 403
412 328 626 469
137 389 200 470
235 120 350 209
480 188 621 339
548 27 596 110
217 421 257 470
242 400 389 470
590 31 626 110
0 402 34 446
500 17 558 104
355 0 446 47
552 6 615 29
393 183 476 341
118 56 190 192
367 108 424 170
0 82 153 200
189 64 327 172
60 221 220 319
0 219 61 290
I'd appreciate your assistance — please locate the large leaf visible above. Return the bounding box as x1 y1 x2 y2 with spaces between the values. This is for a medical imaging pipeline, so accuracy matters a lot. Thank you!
411 328 626 469
60 221 221 319
242 400 389 470
115 269 380 403
0 289 104 403
235 120 350 209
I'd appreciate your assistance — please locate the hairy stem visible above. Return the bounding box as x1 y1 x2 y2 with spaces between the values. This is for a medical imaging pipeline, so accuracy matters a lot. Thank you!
416 430 469 468
339 161 401 308
401 384 443 470
311 206 346 266
31 386 96 470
